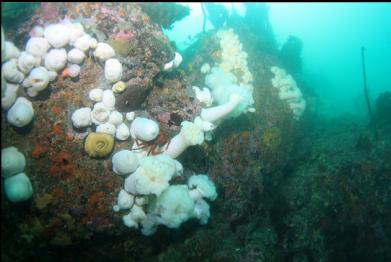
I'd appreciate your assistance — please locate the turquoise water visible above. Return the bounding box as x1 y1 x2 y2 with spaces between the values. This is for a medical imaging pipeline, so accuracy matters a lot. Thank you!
166 3 391 118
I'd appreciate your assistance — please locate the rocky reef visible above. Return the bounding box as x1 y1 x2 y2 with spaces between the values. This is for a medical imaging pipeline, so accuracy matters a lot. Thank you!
2 3 389 262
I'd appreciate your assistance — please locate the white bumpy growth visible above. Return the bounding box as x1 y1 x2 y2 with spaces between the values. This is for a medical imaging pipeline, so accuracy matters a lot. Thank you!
270 66 306 120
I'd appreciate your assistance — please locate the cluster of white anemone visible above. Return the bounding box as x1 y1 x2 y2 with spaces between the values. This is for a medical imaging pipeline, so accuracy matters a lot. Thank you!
110 87 245 235
110 112 216 235
112 148 217 236
71 87 136 141
109 49 260 234
270 66 306 120
1 21 124 127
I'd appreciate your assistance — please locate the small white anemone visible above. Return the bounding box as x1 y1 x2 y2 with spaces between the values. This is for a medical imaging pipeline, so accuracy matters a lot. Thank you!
130 117 159 142
65 22 84 43
71 107 92 128
115 123 130 141
126 112 135 121
89 88 103 102
68 64 81 78
1 83 20 110
113 189 135 212
6 97 34 127
1 146 26 178
102 89 116 110
91 102 110 125
25 37 50 58
23 66 50 97
2 59 24 83
44 23 70 48
96 122 116 136
73 34 94 52
93 42 115 61
3 41 20 62
108 111 123 126
67 48 85 64
104 58 122 83
4 172 33 203
44 48 67 72
111 150 139 176
17 51 37 74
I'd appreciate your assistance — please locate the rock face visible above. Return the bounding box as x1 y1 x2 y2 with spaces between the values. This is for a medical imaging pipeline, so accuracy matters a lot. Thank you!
1 3 317 261
115 77 150 112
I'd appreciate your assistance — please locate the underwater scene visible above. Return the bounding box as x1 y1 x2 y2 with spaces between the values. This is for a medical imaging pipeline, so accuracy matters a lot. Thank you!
1 2 390 261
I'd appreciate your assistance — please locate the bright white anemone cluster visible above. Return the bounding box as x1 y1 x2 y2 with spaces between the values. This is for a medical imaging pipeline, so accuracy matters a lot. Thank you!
270 66 306 120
